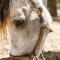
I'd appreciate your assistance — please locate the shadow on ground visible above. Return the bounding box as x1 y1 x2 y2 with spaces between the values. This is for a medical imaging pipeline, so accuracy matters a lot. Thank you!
0 52 60 60
43 51 60 60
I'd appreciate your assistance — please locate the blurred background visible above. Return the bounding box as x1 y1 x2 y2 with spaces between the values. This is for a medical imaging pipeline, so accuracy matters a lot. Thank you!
43 0 60 60
43 0 60 51
44 0 60 17
43 0 60 16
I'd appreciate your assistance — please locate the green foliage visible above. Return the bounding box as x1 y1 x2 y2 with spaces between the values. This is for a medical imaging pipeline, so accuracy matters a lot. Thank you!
47 0 51 7
57 0 60 9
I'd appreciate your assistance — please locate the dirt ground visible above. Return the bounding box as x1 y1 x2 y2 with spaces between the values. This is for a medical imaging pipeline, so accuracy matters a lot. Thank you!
44 21 60 52
43 52 60 60
0 21 60 60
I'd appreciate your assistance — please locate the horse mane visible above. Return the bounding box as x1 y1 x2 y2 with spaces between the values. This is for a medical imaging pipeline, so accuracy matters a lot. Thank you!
0 0 10 25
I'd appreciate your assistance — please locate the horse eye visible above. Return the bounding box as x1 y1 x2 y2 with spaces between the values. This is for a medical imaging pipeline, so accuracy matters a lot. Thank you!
13 20 25 28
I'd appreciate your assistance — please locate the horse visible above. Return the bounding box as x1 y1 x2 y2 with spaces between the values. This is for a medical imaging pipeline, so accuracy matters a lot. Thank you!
0 0 52 60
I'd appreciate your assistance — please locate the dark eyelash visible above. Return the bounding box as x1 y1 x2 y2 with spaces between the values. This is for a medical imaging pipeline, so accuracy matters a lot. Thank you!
13 20 25 28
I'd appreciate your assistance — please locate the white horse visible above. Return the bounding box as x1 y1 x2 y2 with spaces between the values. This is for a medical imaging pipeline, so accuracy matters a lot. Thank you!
0 0 52 60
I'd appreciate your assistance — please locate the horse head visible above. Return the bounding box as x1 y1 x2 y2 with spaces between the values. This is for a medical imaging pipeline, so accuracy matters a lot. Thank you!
0 0 51 57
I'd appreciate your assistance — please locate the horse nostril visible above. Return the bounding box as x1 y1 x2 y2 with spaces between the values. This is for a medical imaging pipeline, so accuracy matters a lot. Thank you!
13 20 25 28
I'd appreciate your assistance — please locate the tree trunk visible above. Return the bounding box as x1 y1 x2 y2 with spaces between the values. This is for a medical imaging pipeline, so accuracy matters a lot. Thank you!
48 0 57 16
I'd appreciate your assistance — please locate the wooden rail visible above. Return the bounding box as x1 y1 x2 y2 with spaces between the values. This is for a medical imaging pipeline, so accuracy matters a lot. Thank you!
53 16 60 21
